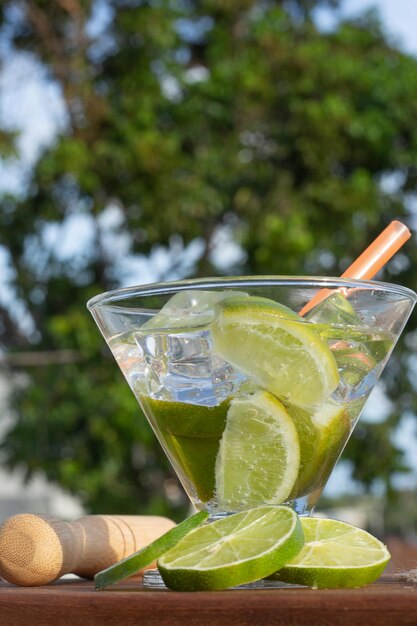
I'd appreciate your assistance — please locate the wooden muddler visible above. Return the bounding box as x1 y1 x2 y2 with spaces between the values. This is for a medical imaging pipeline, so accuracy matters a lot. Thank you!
0 513 175 586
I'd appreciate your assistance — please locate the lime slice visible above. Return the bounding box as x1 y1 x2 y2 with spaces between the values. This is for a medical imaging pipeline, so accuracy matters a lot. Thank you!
286 403 351 497
94 511 208 590
158 505 304 591
271 517 390 589
212 297 340 409
215 388 300 510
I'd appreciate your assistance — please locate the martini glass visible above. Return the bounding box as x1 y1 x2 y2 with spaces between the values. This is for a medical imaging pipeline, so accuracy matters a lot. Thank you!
87 277 416 523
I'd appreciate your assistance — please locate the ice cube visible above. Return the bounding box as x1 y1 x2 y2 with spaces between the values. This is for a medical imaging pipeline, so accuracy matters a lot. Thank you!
143 289 249 331
306 292 392 404
122 290 250 405
135 326 246 406
305 292 361 327
110 335 146 390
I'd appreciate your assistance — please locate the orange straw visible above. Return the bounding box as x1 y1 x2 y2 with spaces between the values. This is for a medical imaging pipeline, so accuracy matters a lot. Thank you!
299 220 411 316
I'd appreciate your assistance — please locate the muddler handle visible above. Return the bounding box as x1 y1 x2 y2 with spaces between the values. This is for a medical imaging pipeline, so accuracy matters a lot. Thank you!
0 513 175 586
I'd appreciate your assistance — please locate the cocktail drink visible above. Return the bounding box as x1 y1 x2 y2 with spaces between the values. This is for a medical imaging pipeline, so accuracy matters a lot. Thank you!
87 277 416 518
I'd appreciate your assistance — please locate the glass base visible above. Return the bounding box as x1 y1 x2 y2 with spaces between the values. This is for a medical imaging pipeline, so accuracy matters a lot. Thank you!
143 569 168 589
199 491 320 522
142 569 303 590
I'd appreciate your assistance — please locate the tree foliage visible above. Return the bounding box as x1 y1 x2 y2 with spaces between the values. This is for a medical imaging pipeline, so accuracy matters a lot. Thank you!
0 0 417 519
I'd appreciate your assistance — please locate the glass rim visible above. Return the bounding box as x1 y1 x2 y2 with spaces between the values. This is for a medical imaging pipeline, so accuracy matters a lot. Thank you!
87 275 417 311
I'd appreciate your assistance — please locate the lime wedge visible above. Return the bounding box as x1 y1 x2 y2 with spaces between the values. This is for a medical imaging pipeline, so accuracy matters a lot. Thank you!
271 517 390 588
94 511 208 590
286 402 351 497
215 388 300 510
158 505 304 591
212 297 340 409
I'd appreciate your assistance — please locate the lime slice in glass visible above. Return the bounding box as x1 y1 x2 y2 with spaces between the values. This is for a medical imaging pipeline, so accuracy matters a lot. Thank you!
212 297 340 409
285 402 351 497
215 388 300 510
271 517 390 588
158 505 304 591
94 511 208 590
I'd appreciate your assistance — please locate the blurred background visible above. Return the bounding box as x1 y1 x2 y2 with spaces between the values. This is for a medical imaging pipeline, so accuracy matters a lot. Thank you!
0 0 417 567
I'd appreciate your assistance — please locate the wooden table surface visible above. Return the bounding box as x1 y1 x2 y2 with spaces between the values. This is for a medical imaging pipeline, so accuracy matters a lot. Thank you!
0 575 416 626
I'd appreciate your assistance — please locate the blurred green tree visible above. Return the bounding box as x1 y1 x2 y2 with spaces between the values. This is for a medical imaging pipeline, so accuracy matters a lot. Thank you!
0 0 416 520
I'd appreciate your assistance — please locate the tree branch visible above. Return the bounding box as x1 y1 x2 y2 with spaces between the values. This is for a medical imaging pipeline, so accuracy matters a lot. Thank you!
0 350 83 367
24 0 69 85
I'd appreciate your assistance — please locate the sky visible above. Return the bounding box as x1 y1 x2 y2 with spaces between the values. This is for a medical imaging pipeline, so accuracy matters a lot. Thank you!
316 0 417 55
345 0 417 54
0 0 417 498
